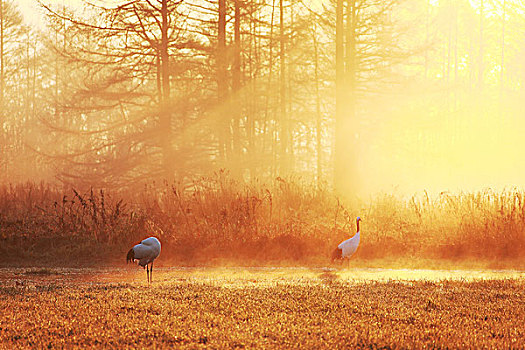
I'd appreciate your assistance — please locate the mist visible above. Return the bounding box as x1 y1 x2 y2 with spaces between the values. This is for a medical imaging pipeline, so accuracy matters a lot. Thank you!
357 89 525 197
1 0 524 199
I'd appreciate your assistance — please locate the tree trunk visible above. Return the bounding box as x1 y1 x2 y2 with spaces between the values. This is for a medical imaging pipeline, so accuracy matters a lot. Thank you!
0 0 4 177
335 0 358 197
478 0 484 87
232 0 242 175
217 0 228 165
313 23 322 187
334 0 344 192
160 0 173 180
0 0 4 117
500 0 506 91
247 3 257 179
266 0 276 177
279 0 288 175
424 0 429 79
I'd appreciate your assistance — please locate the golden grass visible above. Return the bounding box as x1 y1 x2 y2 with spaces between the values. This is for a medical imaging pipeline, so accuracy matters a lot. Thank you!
0 268 524 348
0 177 524 266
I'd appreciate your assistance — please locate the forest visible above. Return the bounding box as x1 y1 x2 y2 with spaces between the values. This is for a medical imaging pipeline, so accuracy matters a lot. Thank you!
1 0 525 265
2 0 525 192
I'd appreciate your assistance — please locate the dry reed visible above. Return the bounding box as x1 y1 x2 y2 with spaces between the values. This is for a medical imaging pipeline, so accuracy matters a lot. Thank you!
1 177 524 266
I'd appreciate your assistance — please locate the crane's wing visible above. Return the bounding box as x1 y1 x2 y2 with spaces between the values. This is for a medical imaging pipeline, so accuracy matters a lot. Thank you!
141 237 158 246
132 243 154 259
338 236 360 257
140 237 161 256
337 238 352 250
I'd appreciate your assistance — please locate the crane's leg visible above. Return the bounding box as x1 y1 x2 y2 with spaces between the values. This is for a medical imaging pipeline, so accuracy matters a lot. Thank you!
150 262 153 283
146 264 150 284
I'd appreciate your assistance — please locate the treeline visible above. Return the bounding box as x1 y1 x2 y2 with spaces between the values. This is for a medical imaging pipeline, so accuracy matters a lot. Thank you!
1 0 525 192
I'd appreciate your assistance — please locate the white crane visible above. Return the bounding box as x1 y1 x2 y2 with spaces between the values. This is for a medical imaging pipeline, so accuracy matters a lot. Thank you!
126 237 161 283
332 216 361 263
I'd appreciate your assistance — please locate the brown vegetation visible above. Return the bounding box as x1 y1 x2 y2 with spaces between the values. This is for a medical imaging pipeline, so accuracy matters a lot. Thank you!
1 176 524 267
0 271 523 348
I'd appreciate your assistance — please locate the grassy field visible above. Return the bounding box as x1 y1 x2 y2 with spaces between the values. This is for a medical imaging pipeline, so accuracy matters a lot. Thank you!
2 180 524 347
1 267 524 349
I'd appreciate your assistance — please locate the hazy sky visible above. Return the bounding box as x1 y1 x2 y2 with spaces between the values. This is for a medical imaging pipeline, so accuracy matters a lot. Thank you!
15 0 112 27
15 0 326 27
15 0 41 26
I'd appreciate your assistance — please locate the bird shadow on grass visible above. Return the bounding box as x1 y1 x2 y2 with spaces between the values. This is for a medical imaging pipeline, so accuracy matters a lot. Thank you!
317 269 341 286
